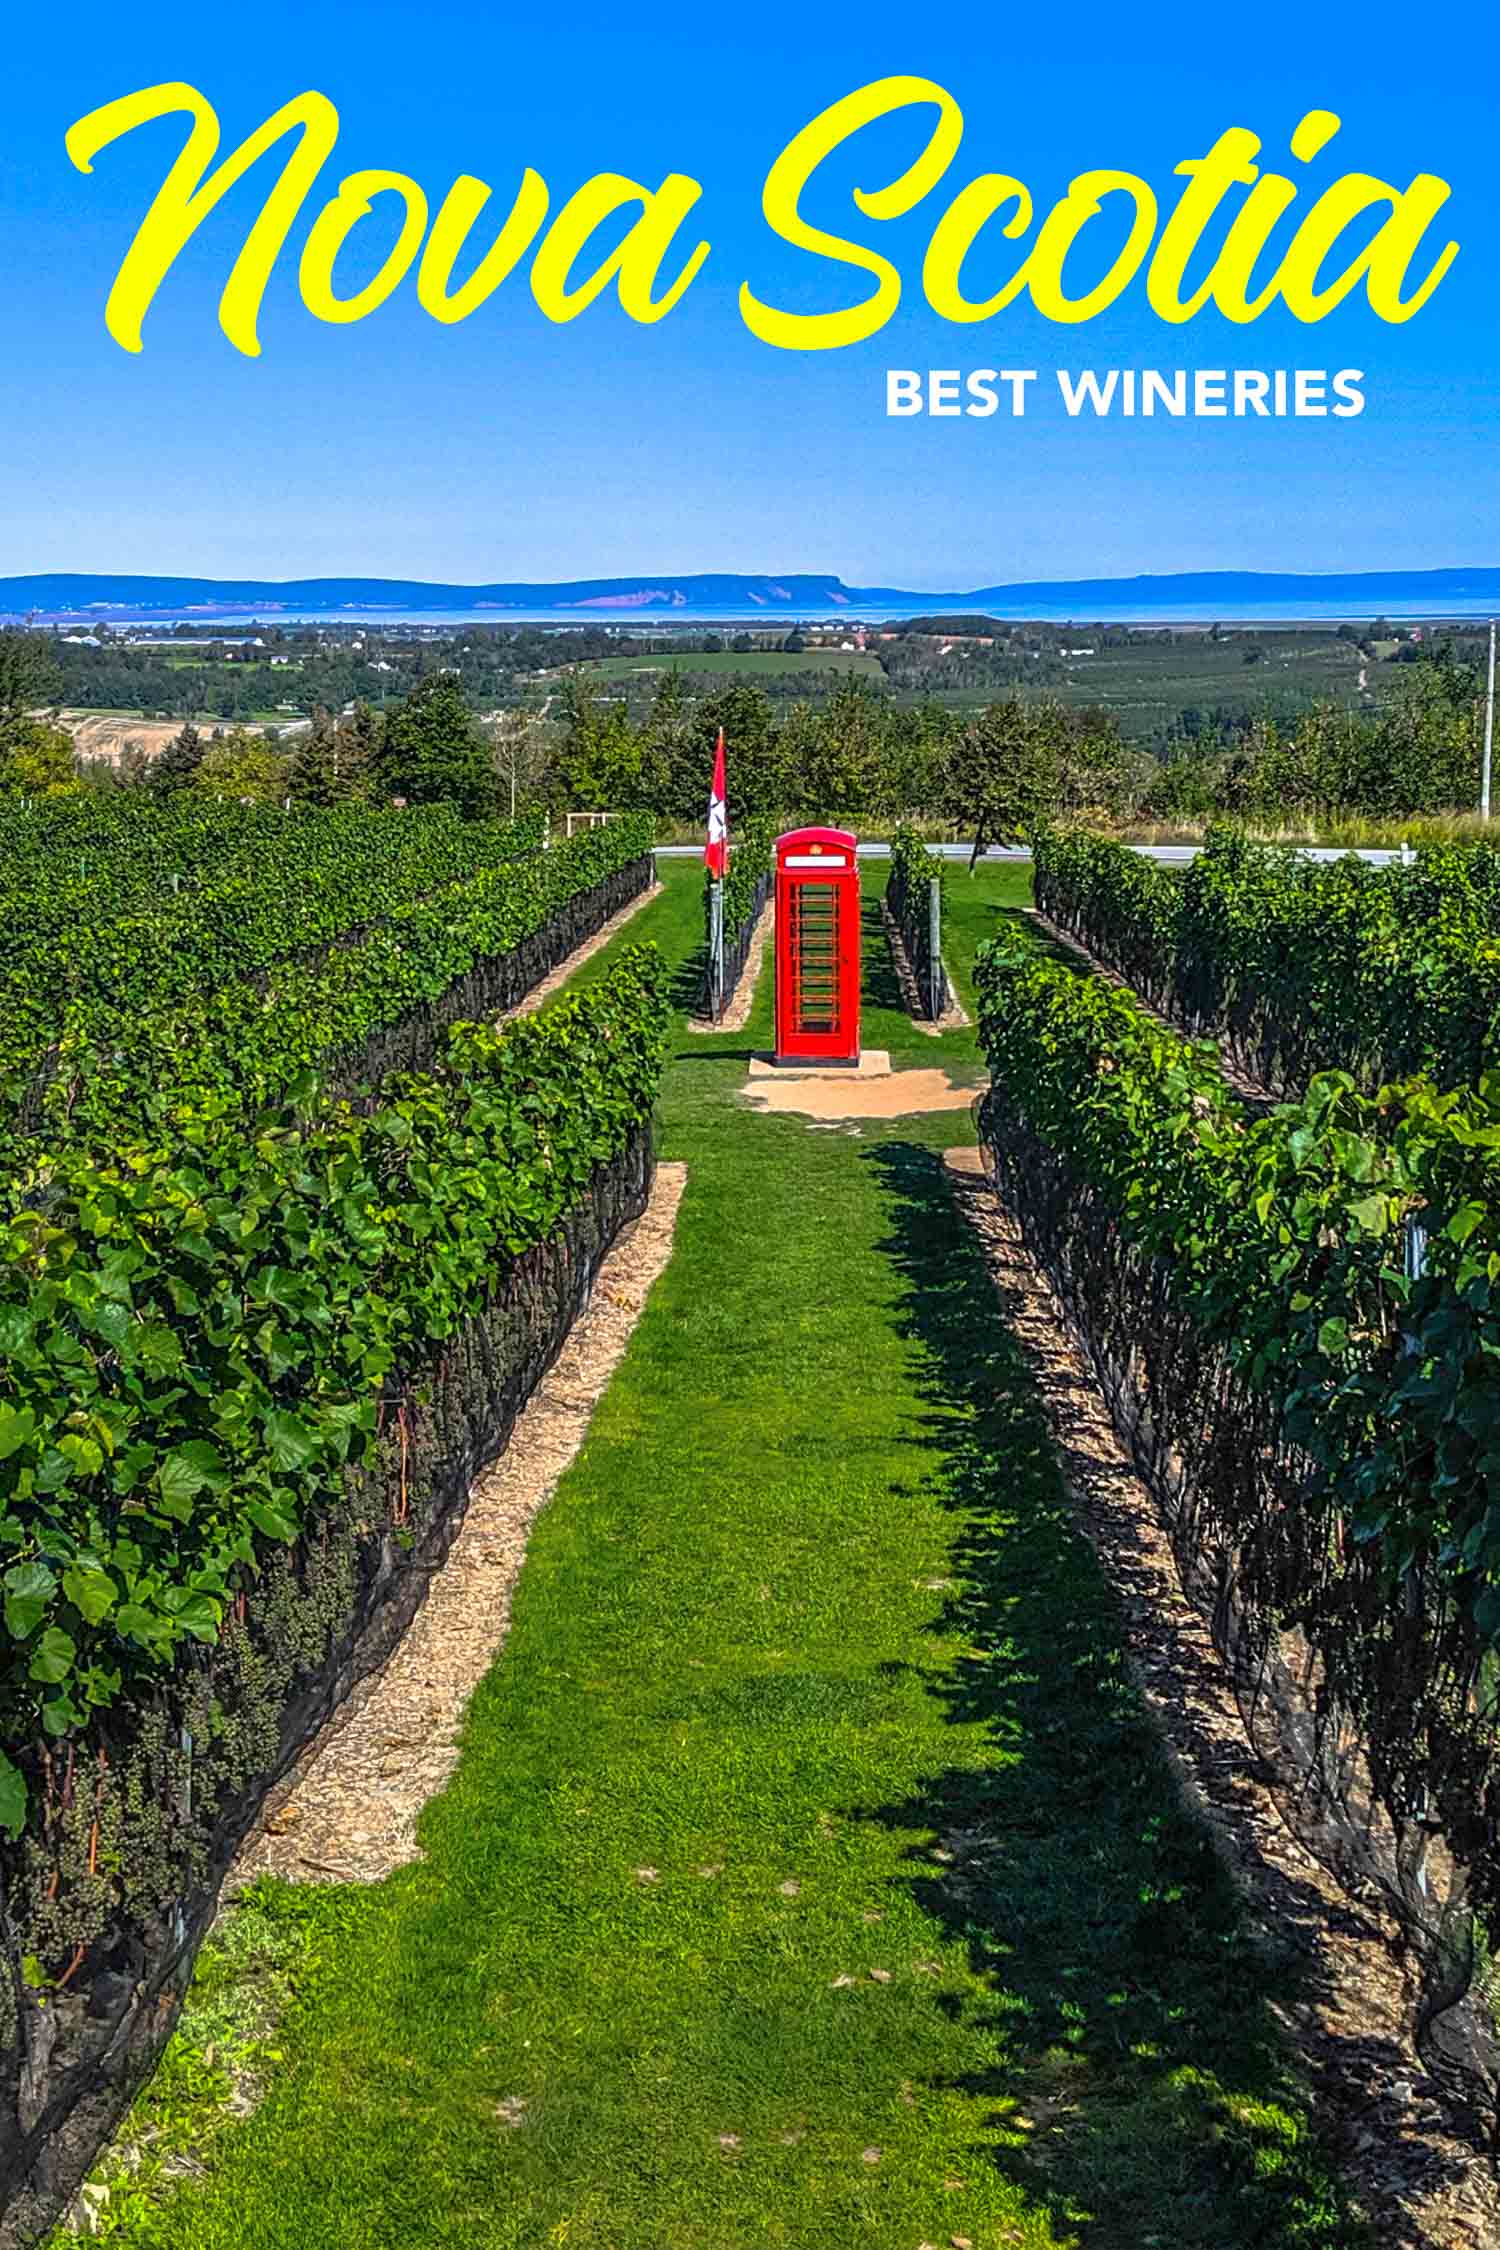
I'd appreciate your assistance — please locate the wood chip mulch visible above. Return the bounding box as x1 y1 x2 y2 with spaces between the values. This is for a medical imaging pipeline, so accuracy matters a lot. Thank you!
943 1144 1500 2250
503 881 662 1020
879 900 969 1033
229 1162 688 1893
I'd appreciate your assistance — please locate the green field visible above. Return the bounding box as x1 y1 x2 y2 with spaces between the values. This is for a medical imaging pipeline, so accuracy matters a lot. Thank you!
1042 630 1372 730
572 648 885 682
567 629 1383 740
890 629 1375 730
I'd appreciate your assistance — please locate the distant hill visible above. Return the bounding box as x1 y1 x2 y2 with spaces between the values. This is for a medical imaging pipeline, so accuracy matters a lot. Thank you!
3 567 1500 620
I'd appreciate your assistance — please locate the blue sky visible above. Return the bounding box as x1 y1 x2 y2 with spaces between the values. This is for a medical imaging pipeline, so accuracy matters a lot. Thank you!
0 0 1495 587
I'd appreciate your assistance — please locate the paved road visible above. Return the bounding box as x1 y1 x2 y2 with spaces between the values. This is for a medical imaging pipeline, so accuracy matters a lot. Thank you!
655 841 1408 866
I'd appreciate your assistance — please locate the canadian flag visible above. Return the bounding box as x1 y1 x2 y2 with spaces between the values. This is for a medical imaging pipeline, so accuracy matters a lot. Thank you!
704 727 727 879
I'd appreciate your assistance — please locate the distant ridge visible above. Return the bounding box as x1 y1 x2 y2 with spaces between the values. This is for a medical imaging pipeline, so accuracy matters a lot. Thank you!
3 567 1500 620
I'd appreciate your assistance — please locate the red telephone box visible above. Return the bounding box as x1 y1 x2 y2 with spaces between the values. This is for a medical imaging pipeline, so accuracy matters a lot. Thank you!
774 827 861 1064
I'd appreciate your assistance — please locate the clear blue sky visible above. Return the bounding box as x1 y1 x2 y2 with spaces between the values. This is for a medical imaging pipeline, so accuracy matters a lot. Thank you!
0 0 1495 588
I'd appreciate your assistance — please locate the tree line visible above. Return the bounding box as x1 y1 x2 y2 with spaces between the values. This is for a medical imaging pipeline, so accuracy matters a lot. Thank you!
551 651 1488 835
0 628 1488 833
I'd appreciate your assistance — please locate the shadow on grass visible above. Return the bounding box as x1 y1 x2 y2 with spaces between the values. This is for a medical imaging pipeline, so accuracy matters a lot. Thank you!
1023 917 1091 970
670 1047 759 1066
671 941 710 1017
858 1140 1400 2249
860 894 906 1017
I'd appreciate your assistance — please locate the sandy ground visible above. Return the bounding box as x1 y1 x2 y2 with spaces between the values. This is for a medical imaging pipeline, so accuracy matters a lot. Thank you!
60 714 185 765
231 1162 687 1890
55 712 295 764
945 1146 1500 2250
740 1060 978 1122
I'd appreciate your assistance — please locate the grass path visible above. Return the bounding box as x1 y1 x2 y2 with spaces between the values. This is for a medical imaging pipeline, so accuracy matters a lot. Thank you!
95 863 1360 2250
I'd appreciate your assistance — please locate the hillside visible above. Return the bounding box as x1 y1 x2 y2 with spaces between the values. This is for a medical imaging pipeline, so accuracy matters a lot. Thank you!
4 565 1500 620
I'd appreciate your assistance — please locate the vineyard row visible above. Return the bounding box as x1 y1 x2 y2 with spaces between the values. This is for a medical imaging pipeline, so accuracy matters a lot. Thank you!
1033 824 1500 1098
974 908 1500 2129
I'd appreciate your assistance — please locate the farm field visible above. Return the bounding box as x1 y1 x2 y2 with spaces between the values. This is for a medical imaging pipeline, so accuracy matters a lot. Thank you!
1004 628 1372 734
873 628 1376 727
62 859 1365 2250
568 647 885 681
563 630 1370 730
35 620 1441 803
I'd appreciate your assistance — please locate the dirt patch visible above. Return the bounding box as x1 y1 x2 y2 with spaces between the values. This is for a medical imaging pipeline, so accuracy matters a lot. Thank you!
944 1145 1500 2250
229 1162 688 1890
880 901 969 1034
56 712 293 766
742 1063 978 1123
689 898 773 1034
502 882 660 1020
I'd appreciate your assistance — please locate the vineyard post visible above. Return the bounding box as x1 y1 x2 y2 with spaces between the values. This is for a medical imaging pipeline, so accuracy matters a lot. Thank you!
928 875 943 1019
1404 1208 1429 1321
1483 619 1496 822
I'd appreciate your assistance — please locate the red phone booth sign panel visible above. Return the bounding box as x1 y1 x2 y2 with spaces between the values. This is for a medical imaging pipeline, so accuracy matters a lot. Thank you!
774 827 860 1064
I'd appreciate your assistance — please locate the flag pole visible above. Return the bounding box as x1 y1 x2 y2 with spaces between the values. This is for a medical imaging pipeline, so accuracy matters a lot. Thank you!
705 726 728 1022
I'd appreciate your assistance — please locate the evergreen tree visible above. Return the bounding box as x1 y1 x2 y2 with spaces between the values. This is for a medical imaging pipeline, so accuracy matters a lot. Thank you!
0 631 62 736
555 675 645 809
151 720 205 795
287 709 340 806
804 680 890 820
339 700 380 798
287 707 374 806
641 670 698 821
118 740 153 789
375 674 497 814
693 681 778 815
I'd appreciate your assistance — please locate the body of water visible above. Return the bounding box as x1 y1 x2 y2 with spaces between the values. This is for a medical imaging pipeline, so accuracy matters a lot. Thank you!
5 598 1498 631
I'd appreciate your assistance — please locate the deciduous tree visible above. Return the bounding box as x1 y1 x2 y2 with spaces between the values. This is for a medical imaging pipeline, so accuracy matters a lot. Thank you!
0 718 77 798
944 697 1061 865
196 729 287 803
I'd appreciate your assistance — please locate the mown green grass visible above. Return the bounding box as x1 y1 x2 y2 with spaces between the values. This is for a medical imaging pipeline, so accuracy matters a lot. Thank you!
71 860 1361 2250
